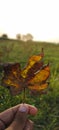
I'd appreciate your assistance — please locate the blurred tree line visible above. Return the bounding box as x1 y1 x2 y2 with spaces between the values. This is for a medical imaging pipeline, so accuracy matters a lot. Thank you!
0 33 33 41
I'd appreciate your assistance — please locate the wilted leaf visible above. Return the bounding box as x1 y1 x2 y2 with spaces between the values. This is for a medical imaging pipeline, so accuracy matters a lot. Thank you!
1 49 50 97
28 64 50 84
21 48 44 78
2 63 22 95
28 82 49 91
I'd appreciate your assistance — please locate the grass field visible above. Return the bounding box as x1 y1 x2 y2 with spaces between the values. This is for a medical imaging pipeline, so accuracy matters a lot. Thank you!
0 39 59 130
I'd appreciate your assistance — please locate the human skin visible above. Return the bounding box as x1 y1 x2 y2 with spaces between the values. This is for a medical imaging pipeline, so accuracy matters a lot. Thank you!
0 104 38 130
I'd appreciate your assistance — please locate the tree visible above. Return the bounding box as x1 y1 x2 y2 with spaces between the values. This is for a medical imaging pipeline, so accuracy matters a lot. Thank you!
16 34 21 40
1 34 8 39
22 35 27 41
26 33 33 41
16 33 33 41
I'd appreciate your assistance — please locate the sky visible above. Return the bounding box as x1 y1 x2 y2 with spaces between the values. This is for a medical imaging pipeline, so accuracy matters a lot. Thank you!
0 0 59 42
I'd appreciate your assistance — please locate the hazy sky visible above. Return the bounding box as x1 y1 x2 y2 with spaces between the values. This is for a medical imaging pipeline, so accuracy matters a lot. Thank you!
0 0 59 42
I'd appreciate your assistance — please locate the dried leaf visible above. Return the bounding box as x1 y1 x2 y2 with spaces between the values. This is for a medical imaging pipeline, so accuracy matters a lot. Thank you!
21 48 44 78
28 82 49 91
1 49 50 97
28 64 50 84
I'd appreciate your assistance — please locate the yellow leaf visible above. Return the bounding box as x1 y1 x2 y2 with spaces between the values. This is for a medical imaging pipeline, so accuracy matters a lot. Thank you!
28 82 48 91
29 64 50 84
21 49 44 78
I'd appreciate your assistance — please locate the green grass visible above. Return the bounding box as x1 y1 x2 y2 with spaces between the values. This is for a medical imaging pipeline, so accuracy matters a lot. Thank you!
0 39 59 130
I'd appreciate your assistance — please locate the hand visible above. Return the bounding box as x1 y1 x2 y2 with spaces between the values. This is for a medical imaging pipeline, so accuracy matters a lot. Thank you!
0 104 38 130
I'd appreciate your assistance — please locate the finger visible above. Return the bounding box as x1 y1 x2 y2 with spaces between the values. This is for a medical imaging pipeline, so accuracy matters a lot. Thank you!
28 104 38 115
0 104 20 128
0 104 38 128
9 104 37 130
12 103 38 115
24 120 34 130
18 103 38 115
6 104 29 130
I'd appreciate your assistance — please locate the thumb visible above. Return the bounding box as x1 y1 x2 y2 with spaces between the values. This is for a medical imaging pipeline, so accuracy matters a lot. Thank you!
11 104 28 130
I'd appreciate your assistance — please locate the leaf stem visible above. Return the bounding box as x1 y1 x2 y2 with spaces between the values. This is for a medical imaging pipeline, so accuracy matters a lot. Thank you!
23 87 26 103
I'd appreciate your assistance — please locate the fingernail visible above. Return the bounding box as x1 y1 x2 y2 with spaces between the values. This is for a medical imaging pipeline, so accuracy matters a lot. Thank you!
19 105 28 112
